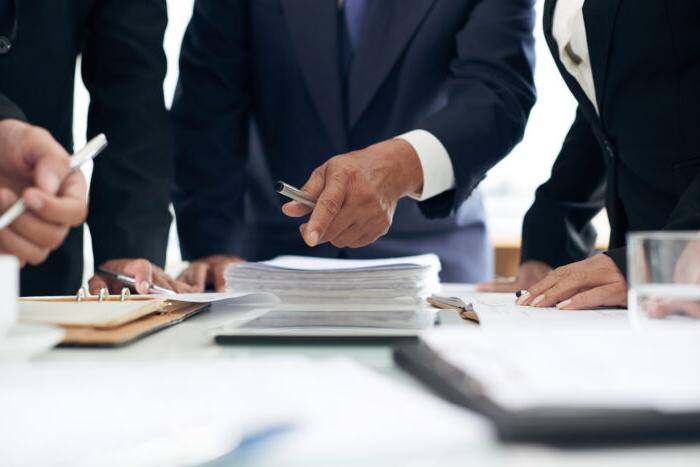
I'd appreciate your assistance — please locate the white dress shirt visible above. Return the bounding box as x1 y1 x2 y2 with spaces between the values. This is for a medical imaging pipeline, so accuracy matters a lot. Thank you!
552 0 598 113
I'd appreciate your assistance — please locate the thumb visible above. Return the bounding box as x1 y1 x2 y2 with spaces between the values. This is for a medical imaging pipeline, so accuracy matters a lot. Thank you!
123 259 154 294
88 274 109 295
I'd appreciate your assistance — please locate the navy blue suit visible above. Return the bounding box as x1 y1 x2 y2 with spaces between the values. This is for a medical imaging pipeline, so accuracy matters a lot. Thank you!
172 0 536 282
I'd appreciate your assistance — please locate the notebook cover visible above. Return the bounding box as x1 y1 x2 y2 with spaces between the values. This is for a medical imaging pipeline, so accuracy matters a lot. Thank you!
59 302 210 348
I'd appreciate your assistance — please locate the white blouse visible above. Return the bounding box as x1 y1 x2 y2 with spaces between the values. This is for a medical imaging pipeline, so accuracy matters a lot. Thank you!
552 0 599 114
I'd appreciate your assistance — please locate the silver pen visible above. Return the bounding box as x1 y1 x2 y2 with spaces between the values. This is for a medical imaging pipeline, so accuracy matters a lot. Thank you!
275 180 317 209
0 133 108 230
97 267 176 295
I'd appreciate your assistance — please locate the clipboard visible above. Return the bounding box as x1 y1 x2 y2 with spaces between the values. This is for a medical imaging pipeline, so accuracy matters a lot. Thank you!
394 341 700 446
20 288 210 348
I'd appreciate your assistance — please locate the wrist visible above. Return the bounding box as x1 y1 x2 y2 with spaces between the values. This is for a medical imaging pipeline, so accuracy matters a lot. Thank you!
384 138 423 197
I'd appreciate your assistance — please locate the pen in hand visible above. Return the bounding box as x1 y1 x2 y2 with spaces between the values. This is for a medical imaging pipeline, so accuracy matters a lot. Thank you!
97 267 176 295
275 181 317 209
0 133 108 230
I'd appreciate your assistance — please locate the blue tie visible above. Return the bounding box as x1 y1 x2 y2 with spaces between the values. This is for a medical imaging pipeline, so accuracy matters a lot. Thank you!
340 0 369 76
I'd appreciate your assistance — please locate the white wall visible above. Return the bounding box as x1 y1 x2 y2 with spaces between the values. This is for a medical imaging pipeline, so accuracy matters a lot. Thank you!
73 0 607 280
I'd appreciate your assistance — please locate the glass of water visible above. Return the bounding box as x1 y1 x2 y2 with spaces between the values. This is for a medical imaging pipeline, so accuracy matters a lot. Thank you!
628 231 700 325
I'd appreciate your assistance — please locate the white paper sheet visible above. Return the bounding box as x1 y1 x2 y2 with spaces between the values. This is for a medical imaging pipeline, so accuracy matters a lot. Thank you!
441 292 629 329
0 357 491 466
422 326 700 412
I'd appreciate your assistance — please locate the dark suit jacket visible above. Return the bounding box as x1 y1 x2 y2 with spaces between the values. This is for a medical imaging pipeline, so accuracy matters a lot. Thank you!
521 0 700 275
172 0 536 282
0 0 173 295
0 93 22 120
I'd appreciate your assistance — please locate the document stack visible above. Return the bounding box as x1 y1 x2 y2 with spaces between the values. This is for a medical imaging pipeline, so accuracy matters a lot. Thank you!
224 254 441 307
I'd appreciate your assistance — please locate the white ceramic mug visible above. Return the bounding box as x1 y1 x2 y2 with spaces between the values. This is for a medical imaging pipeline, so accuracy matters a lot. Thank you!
0 255 18 338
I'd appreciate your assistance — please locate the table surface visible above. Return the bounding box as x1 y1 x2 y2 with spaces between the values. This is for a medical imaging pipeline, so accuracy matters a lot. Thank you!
36 284 700 467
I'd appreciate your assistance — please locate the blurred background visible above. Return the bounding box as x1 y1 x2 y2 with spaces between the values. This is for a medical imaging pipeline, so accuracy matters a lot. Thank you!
72 0 609 282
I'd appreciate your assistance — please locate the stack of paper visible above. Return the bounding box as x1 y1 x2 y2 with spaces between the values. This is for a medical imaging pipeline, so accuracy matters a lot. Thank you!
224 254 441 305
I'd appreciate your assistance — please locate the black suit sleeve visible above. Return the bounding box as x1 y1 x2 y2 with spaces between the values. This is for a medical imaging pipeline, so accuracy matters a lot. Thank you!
80 0 173 267
0 93 25 121
520 108 607 268
417 0 537 218
171 0 251 260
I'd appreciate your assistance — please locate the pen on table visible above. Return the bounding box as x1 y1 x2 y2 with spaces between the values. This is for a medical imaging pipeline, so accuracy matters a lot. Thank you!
97 267 176 295
275 181 317 209
0 133 108 230
515 290 529 298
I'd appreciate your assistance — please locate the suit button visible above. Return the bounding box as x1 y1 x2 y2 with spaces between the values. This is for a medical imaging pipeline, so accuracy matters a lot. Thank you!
0 36 12 55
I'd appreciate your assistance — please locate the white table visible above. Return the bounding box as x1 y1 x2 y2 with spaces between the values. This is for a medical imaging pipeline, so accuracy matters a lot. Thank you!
35 284 700 467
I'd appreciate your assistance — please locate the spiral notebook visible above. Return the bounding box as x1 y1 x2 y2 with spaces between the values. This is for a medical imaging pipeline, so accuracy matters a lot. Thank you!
18 294 207 347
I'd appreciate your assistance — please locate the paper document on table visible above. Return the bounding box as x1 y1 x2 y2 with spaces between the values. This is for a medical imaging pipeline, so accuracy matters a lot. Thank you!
420 327 700 413
0 357 491 466
224 254 441 306
171 292 279 305
430 292 628 328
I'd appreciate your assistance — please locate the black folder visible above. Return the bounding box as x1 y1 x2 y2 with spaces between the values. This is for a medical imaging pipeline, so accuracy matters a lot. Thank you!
394 341 700 446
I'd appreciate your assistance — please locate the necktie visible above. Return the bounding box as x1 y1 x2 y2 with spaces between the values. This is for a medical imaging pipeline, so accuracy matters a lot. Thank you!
339 0 369 76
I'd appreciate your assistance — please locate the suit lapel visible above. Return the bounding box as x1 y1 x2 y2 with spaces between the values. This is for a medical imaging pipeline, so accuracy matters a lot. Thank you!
582 0 622 115
347 0 437 127
543 0 599 124
281 0 347 150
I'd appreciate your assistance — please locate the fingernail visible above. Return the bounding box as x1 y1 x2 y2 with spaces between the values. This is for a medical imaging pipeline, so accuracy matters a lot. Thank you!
531 294 544 307
307 230 319 246
556 299 572 310
24 192 44 210
44 173 60 195
515 291 530 305
140 281 151 293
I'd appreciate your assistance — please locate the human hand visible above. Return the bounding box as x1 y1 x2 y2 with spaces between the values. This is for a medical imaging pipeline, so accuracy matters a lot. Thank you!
0 119 87 265
476 260 552 293
516 253 628 310
177 255 246 292
642 299 700 320
89 259 196 295
281 139 423 248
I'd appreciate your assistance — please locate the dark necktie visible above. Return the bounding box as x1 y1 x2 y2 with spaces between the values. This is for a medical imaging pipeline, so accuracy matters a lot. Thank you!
339 0 369 76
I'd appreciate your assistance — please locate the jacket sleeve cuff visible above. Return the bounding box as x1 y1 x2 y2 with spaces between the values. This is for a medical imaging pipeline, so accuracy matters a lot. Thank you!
603 247 628 278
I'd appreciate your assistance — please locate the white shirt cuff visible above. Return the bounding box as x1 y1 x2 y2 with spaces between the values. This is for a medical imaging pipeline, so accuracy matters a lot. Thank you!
396 129 456 201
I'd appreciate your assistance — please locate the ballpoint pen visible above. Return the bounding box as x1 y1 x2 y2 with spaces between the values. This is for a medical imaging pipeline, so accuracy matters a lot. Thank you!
97 267 177 295
0 133 109 229
275 180 317 209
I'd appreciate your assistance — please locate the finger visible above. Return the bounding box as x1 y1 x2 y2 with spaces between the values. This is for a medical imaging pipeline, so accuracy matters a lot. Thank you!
23 126 71 195
556 282 628 310
300 165 328 199
122 259 153 294
213 261 229 293
0 187 18 211
305 172 348 247
517 268 567 306
179 263 208 292
153 269 192 294
7 211 68 251
330 222 362 248
281 201 312 218
23 172 87 226
0 228 49 265
527 270 593 308
646 300 700 320
88 274 110 294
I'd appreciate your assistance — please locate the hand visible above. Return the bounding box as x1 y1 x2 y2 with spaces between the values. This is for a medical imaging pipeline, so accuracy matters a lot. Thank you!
281 139 423 248
476 260 552 293
517 253 628 310
89 259 196 295
177 255 246 292
0 119 87 265
643 299 700 320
